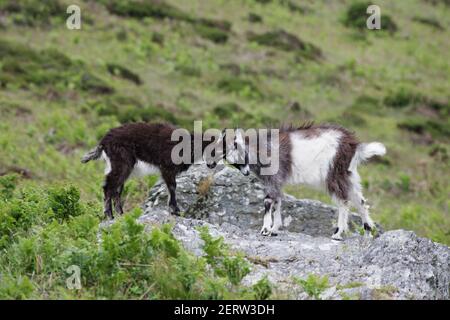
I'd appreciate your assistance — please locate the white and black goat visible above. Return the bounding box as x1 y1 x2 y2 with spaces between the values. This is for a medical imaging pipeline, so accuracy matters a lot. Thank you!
81 122 248 219
210 123 386 240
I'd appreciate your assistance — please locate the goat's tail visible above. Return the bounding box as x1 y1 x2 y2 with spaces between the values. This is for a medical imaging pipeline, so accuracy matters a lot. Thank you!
350 142 386 171
81 145 103 164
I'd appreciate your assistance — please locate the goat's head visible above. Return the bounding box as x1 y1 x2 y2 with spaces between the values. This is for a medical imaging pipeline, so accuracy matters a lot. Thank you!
205 129 250 176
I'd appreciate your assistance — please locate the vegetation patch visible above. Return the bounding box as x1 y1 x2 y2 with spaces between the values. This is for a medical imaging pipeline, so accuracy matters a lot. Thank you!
217 77 263 99
80 73 115 95
383 88 421 108
213 102 242 118
198 226 251 286
0 40 113 94
248 13 263 23
90 95 179 124
398 118 449 140
0 0 63 26
294 274 330 299
247 30 322 60
413 16 445 30
0 179 271 299
106 1 231 44
107 63 142 85
343 2 398 34
194 24 229 44
106 0 192 22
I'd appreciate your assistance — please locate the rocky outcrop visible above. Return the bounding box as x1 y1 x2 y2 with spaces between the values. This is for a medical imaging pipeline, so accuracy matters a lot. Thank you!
142 165 450 300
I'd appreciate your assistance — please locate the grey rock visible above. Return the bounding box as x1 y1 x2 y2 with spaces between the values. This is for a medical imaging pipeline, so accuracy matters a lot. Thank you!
141 164 450 300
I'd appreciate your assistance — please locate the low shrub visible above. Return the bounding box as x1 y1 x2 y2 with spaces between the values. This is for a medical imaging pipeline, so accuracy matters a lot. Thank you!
247 30 322 60
0 173 18 200
294 274 330 299
217 77 263 99
194 24 229 44
106 0 192 22
252 276 273 300
0 0 63 26
398 118 450 139
248 13 263 23
107 64 142 85
343 2 397 33
213 102 242 118
0 40 114 94
48 185 83 222
80 73 115 94
198 226 251 286
384 88 419 108
413 16 445 30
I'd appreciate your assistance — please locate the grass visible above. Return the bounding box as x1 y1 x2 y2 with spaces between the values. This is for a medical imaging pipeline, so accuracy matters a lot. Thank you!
0 0 449 299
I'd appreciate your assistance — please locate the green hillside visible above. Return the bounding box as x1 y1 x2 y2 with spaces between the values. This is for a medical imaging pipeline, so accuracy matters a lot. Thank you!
0 0 449 299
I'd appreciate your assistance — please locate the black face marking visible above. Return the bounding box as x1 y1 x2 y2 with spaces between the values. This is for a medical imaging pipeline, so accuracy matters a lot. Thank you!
363 223 372 231
333 227 339 234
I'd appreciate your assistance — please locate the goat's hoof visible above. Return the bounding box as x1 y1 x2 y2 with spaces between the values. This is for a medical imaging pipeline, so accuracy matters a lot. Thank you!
169 205 181 216
269 228 280 236
260 227 271 236
104 213 114 220
331 234 343 241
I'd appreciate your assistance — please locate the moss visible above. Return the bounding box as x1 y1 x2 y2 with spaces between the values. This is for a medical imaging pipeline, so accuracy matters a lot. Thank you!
248 30 322 60
343 2 397 33
371 285 398 300
107 63 142 85
336 281 364 290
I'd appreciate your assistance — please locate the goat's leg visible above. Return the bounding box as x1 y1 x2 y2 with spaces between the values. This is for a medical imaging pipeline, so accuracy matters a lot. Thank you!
270 197 283 235
261 194 275 236
113 184 124 215
111 164 132 216
350 192 375 236
103 180 114 220
104 151 134 218
162 170 180 215
331 196 350 241
348 171 375 235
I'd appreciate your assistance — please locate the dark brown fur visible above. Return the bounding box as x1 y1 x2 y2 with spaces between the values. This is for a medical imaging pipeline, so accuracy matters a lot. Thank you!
324 126 359 200
85 122 212 219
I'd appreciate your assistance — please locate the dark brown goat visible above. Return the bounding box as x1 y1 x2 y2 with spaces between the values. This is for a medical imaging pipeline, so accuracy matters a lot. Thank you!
81 122 247 219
